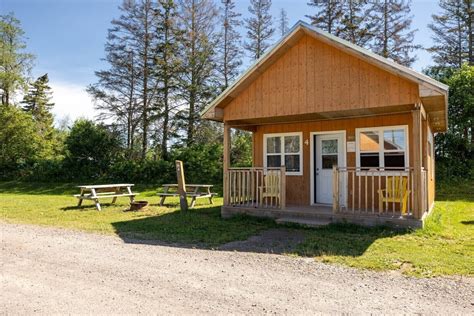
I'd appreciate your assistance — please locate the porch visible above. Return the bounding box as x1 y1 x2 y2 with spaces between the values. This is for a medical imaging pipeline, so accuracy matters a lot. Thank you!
221 166 428 228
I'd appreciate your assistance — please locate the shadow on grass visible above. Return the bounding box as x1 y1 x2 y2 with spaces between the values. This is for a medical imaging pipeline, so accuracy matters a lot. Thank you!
461 220 474 225
293 223 408 258
111 206 408 256
111 205 280 250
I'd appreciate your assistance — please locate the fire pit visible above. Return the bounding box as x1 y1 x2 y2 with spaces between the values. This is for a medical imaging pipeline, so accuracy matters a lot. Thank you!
129 200 148 211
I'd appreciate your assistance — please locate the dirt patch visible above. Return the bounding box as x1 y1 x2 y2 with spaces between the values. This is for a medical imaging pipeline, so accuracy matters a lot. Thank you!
218 228 306 254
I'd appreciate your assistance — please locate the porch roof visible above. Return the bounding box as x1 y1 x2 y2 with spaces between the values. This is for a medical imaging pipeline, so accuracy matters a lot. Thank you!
201 21 448 132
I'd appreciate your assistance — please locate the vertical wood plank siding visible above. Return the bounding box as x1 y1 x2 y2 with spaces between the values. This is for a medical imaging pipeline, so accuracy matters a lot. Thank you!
252 114 414 206
223 34 419 122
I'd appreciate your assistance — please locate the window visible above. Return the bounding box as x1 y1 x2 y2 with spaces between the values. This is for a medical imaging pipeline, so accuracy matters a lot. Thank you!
356 126 408 170
264 132 302 175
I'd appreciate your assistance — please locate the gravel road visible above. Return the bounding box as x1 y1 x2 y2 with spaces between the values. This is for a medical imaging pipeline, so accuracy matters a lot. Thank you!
1 222 472 315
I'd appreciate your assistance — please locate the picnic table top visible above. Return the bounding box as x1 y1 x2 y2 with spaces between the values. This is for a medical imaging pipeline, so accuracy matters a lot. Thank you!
162 184 213 188
77 184 135 189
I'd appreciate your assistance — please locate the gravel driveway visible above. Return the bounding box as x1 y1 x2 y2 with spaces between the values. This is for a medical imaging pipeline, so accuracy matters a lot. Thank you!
1 222 472 314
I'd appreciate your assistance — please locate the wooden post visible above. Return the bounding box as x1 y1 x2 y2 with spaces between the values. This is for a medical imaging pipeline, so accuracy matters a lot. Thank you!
280 165 286 209
175 160 188 212
412 105 423 219
332 165 339 213
223 123 231 206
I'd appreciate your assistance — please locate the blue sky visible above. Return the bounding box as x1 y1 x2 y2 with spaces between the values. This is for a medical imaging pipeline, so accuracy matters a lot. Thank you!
2 0 440 123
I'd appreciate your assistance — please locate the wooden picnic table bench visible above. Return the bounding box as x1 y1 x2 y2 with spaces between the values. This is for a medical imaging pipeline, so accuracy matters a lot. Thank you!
74 184 137 211
158 184 217 207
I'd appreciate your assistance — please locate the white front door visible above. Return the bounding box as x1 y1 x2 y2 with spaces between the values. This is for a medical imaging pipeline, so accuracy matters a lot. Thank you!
314 133 344 204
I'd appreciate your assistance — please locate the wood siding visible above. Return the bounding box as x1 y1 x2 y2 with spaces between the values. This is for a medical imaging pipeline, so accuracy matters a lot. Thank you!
252 114 414 206
223 34 419 122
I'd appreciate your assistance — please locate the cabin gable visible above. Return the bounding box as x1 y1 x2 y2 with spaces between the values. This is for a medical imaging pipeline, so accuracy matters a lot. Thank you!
223 34 419 122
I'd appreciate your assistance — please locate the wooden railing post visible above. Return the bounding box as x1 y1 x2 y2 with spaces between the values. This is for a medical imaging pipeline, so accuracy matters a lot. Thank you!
332 165 339 213
223 123 231 206
280 166 286 209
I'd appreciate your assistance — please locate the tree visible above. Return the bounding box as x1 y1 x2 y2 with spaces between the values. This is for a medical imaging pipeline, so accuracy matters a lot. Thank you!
278 8 289 37
64 119 122 179
0 106 40 167
154 0 183 159
370 0 420 66
177 0 219 146
244 0 275 60
217 0 243 89
21 74 55 139
88 0 159 160
338 0 374 46
0 13 35 106
306 0 343 35
428 0 473 68
431 64 474 179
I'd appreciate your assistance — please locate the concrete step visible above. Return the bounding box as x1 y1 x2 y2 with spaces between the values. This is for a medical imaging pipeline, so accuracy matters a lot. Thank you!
275 217 332 228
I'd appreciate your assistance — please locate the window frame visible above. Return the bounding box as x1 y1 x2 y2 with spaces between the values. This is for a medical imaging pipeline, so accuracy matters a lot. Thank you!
263 132 303 176
355 125 409 172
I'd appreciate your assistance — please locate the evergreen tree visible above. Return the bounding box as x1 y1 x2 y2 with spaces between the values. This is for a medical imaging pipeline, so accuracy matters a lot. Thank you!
306 0 343 35
217 0 243 89
278 8 289 37
339 0 373 47
88 0 159 159
0 13 35 106
177 0 219 146
21 74 55 140
154 0 183 159
370 0 420 66
244 0 275 60
428 0 473 68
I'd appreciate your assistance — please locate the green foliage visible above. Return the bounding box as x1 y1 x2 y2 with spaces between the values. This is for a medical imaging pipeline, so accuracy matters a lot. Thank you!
171 143 223 186
63 119 123 180
231 130 252 167
433 64 474 180
107 159 174 184
0 13 35 106
0 106 41 177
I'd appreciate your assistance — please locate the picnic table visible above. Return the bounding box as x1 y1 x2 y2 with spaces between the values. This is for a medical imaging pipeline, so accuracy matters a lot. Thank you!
158 184 216 208
74 184 137 211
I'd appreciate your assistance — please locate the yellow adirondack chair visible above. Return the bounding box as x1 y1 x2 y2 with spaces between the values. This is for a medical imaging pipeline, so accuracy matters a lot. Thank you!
259 171 281 206
378 176 410 214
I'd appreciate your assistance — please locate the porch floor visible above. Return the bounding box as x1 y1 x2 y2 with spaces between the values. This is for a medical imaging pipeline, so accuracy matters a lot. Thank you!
221 204 423 229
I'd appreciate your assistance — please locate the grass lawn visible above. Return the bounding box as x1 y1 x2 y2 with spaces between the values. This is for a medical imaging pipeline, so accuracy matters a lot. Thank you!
0 180 472 277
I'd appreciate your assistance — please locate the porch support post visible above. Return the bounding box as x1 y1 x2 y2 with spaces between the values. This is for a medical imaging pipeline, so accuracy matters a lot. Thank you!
223 122 231 206
280 165 286 209
412 104 423 219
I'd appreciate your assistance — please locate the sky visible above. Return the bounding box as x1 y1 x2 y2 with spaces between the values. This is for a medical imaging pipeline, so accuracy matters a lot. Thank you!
2 0 441 124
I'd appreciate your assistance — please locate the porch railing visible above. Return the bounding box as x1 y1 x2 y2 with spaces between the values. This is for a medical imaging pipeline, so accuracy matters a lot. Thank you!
333 166 428 218
224 167 286 209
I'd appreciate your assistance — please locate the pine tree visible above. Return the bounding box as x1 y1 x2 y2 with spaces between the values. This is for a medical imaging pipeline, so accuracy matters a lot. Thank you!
278 8 289 37
154 0 183 159
244 0 275 60
217 0 243 89
21 74 55 139
428 0 473 68
370 0 420 66
0 13 35 106
339 0 373 47
306 0 343 35
177 0 219 146
88 0 159 159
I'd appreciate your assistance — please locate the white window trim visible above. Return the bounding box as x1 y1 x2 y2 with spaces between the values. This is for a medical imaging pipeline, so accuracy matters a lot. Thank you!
263 132 303 176
355 125 409 174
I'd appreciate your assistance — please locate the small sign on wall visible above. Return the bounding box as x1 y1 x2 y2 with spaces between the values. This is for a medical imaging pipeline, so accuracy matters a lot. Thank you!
347 141 356 153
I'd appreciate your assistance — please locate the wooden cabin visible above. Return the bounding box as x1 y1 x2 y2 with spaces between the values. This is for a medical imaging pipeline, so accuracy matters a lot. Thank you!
201 21 448 228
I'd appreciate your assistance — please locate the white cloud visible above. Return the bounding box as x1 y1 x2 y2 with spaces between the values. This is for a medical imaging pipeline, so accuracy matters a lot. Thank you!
50 81 96 125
